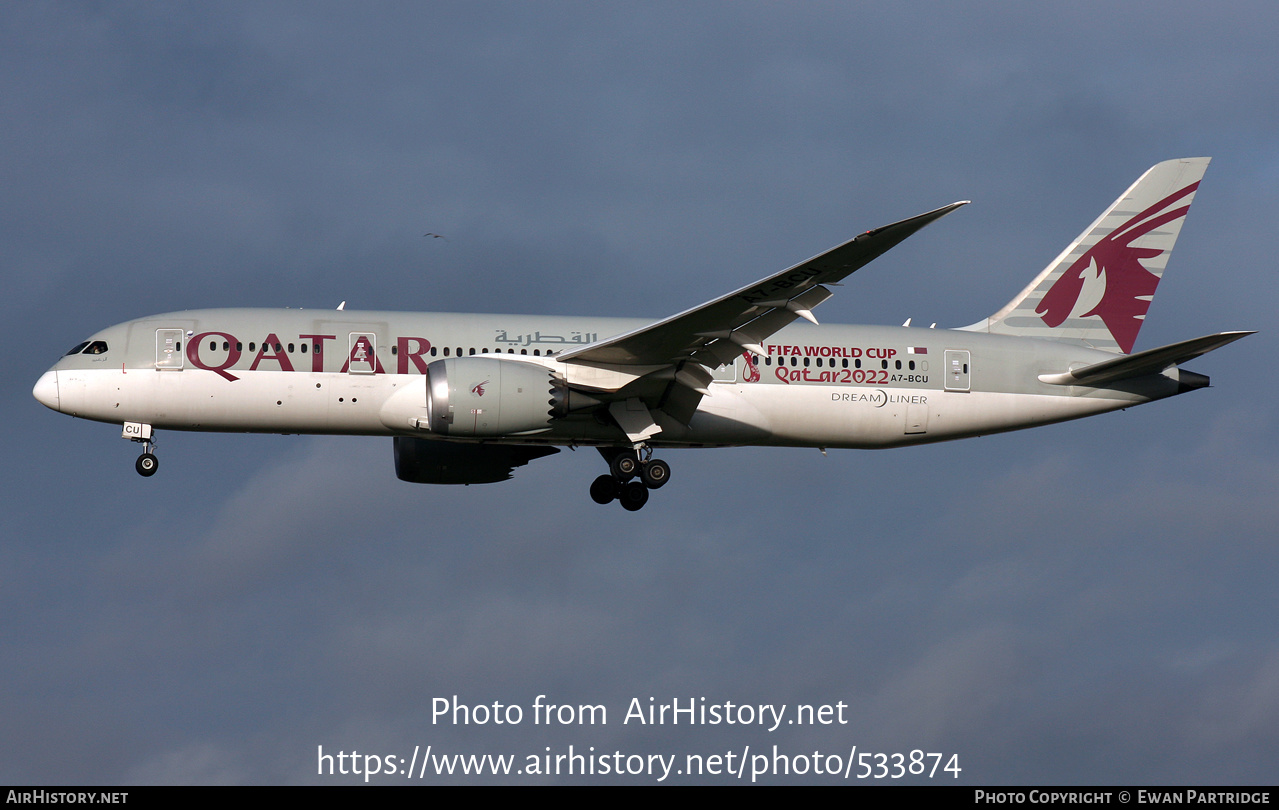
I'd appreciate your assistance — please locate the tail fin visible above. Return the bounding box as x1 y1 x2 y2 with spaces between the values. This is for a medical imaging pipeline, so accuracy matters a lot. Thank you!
962 157 1210 354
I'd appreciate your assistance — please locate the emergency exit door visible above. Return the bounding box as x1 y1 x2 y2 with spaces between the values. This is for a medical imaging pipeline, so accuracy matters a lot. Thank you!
945 350 970 392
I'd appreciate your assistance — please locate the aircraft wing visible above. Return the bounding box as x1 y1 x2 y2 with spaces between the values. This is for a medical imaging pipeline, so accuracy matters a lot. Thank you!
556 201 968 371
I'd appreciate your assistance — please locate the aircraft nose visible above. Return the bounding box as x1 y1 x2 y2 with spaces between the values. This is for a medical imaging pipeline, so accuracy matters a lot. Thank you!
33 370 59 411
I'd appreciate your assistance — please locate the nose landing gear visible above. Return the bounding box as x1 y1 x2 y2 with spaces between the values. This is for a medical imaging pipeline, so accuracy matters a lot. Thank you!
591 448 671 510
123 421 159 477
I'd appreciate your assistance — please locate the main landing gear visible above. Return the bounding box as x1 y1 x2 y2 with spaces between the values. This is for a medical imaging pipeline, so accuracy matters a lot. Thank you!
590 447 671 511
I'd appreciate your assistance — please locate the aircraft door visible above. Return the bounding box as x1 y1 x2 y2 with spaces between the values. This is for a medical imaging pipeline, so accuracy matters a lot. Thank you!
347 332 378 375
156 329 184 370
944 350 971 392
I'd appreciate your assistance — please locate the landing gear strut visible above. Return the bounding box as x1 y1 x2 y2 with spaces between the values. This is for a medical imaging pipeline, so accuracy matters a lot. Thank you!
591 447 671 510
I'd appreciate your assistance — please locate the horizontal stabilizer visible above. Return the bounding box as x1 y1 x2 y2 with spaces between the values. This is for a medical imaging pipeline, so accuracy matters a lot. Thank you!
1038 331 1253 387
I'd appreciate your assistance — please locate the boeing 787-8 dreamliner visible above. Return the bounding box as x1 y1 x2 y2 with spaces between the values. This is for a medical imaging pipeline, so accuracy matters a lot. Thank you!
33 158 1250 510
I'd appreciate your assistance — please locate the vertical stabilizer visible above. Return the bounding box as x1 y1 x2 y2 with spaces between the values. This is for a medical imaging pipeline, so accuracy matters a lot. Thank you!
962 157 1210 354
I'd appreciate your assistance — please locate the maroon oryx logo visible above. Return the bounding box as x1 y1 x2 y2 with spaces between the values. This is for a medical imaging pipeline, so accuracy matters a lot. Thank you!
1036 182 1198 353
471 380 489 397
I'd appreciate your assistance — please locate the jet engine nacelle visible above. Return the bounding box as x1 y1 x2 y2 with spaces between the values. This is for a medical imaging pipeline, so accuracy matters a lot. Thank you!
425 357 555 437
393 437 559 484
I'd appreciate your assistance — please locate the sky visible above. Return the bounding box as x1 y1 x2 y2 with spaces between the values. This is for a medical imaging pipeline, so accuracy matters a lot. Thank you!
3 2 1277 785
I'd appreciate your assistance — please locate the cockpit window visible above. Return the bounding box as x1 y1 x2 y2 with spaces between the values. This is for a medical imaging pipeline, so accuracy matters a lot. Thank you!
83 341 109 355
65 341 90 356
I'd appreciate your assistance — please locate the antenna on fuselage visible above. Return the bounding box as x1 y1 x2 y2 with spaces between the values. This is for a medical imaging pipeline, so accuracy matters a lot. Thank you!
337 301 346 311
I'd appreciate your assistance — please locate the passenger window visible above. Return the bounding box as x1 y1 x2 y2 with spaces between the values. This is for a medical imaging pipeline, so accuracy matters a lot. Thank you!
443 347 450 357
288 343 295 353
209 341 217 351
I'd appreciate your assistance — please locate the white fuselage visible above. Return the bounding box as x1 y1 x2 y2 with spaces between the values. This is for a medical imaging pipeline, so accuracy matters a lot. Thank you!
35 308 1183 452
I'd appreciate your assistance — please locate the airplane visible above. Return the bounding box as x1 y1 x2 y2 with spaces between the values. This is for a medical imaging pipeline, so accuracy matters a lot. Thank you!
32 157 1251 511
